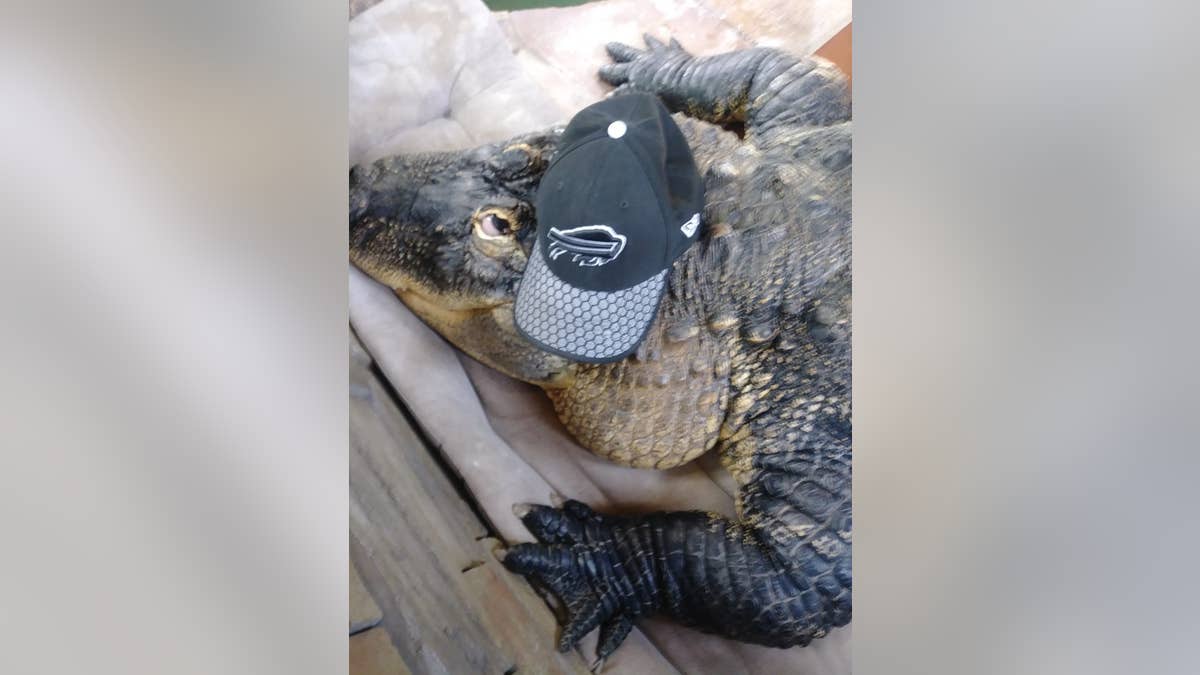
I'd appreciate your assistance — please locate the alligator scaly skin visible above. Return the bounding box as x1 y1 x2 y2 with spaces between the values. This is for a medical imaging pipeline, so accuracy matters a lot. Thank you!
502 36 851 657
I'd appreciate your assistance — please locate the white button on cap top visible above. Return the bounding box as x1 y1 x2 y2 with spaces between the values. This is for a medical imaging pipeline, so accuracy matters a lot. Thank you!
607 120 627 139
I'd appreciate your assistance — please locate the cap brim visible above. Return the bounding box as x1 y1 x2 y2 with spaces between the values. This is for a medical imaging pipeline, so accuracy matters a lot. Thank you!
514 241 666 363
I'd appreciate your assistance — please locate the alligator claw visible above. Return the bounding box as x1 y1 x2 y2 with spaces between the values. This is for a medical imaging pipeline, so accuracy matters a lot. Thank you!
601 36 691 94
502 501 636 657
557 589 609 651
503 540 617 652
596 614 635 660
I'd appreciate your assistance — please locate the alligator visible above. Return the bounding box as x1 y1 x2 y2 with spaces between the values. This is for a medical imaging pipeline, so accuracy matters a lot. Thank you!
349 35 851 664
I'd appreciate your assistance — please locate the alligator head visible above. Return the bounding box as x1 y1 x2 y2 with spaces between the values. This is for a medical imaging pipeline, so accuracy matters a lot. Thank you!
349 129 577 387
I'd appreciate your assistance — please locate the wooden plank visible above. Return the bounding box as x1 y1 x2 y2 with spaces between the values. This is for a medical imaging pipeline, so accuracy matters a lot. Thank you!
349 337 590 675
350 329 385 638
351 270 680 675
462 537 582 667
350 627 414 675
350 559 383 635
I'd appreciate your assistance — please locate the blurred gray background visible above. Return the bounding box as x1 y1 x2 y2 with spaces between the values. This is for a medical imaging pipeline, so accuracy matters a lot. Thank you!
0 0 1197 674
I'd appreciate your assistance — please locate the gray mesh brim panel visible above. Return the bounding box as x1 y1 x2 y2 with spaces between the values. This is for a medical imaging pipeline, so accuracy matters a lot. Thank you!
514 242 665 363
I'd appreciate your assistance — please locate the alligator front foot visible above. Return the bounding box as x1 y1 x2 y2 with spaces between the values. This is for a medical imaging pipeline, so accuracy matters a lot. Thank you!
499 500 643 661
599 33 693 99
500 493 842 657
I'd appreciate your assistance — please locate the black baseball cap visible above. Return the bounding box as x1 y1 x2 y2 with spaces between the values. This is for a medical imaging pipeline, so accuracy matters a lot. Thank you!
514 93 705 363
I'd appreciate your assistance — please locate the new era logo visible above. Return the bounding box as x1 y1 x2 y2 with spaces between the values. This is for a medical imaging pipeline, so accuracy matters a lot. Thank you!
547 225 627 267
680 212 700 237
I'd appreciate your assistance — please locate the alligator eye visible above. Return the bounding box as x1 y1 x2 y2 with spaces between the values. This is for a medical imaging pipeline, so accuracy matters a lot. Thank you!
498 148 530 172
479 212 511 237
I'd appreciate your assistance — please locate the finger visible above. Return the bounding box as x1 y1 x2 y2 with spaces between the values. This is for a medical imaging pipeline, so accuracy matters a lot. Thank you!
558 593 610 652
595 614 635 660
605 41 642 63
598 62 630 85
643 33 667 52
561 499 603 523
605 84 636 99
498 542 569 575
514 502 587 544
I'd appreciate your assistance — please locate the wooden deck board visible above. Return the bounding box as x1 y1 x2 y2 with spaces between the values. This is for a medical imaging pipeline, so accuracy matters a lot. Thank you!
351 627 415 675
350 330 589 675
350 559 384 634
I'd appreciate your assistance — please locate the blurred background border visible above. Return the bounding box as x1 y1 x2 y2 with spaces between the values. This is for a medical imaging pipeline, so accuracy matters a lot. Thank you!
0 1 1196 674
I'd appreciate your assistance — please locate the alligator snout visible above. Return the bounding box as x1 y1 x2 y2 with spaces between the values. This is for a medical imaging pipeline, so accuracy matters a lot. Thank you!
349 164 372 226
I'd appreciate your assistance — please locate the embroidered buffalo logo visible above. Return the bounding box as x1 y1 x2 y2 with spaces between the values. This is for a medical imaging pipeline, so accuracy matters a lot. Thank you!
546 225 627 267
680 212 700 237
